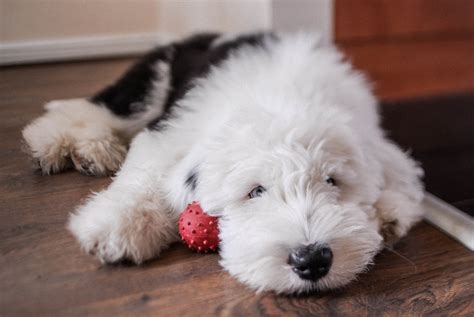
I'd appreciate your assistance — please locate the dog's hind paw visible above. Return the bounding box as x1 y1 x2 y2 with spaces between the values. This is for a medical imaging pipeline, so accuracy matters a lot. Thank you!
70 137 126 176
22 99 127 176
21 132 73 174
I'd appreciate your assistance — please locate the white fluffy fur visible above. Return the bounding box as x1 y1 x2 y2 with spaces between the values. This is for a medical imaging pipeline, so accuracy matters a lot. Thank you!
24 33 424 294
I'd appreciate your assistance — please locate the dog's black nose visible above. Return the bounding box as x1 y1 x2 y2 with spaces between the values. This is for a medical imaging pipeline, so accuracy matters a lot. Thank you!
288 244 333 281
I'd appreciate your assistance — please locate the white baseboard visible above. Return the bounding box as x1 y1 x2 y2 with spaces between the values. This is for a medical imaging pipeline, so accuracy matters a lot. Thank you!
423 193 474 251
0 33 173 66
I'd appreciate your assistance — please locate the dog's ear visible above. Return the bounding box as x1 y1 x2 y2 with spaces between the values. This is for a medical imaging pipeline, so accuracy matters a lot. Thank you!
319 125 385 205
372 140 424 245
194 149 248 217
193 121 273 216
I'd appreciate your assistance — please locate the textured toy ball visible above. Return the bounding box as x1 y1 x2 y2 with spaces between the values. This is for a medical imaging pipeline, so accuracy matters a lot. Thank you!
179 201 219 252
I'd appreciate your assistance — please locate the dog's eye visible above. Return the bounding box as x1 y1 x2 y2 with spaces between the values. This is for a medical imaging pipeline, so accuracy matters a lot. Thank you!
248 185 266 199
326 177 336 186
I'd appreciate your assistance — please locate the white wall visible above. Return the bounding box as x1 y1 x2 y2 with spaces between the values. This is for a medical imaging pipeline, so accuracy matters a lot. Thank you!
0 0 160 42
157 0 272 36
0 0 332 65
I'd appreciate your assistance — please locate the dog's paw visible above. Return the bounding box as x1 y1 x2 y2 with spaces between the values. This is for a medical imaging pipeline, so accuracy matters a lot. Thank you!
70 137 126 176
379 219 401 246
375 190 424 246
68 190 179 264
22 115 73 174
22 99 127 176
74 223 143 264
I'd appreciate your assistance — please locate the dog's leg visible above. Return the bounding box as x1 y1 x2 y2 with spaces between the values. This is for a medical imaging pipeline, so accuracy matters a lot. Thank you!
22 47 173 176
68 129 186 264
373 140 425 245
22 98 129 175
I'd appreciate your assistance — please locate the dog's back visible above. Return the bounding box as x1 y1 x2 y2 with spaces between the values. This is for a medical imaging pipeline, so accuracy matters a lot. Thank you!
22 32 273 175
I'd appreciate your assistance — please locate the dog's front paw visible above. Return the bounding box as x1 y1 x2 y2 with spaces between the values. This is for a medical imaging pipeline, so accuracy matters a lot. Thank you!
375 190 424 246
69 211 131 264
68 191 179 264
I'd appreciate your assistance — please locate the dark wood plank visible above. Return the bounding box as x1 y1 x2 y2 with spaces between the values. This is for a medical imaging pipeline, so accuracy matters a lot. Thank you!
335 0 474 42
1 59 473 316
338 38 474 100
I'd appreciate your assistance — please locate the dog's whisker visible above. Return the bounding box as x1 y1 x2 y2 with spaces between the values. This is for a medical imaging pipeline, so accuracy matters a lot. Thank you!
383 244 418 273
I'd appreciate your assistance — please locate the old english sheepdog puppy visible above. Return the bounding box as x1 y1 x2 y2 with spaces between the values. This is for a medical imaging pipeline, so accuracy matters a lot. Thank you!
22 32 424 294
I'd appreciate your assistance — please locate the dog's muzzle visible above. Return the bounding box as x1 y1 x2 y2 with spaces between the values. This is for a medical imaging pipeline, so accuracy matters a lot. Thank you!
288 243 333 281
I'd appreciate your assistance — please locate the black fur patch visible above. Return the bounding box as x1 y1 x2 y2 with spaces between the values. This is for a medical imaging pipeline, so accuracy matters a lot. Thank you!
90 32 272 127
91 46 174 117
146 33 220 130
185 169 199 191
148 32 272 130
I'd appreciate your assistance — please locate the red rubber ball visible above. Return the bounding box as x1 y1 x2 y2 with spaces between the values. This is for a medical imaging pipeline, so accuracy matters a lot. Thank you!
179 201 219 252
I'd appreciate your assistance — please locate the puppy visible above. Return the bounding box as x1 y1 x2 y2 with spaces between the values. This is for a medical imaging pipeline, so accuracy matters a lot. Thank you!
22 32 424 294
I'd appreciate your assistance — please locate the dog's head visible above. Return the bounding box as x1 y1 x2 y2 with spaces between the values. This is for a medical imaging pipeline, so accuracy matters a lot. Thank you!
193 106 385 294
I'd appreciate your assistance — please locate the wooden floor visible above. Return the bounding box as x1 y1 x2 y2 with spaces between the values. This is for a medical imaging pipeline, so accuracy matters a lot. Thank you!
1 58 473 316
